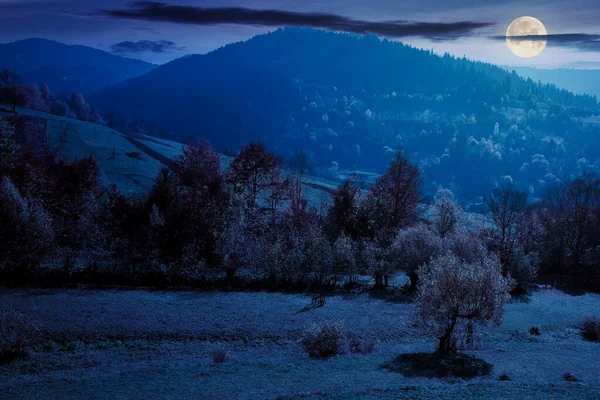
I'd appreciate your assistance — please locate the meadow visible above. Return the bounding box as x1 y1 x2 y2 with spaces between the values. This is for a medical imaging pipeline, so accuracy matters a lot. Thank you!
1 285 599 399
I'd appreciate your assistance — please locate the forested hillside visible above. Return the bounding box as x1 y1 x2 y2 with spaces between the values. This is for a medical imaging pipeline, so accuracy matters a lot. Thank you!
0 38 156 95
509 66 600 99
89 28 600 203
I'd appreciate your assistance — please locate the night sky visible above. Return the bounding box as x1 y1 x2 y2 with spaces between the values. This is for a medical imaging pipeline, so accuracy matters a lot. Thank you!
1 0 599 67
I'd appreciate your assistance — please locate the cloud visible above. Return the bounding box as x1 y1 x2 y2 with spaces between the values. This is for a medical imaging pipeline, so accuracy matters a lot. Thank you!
100 2 493 40
109 39 182 54
491 33 600 52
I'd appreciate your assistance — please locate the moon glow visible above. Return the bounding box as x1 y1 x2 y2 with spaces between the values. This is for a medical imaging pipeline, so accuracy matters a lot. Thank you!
506 16 547 58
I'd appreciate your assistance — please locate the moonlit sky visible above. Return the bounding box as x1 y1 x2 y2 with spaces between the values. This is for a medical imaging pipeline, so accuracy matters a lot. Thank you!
1 0 599 67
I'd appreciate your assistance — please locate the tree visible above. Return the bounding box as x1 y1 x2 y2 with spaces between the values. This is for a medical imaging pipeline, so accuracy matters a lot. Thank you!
391 225 443 291
327 173 362 240
228 142 280 208
218 208 254 279
332 233 358 286
267 174 291 217
288 150 313 211
177 140 222 190
70 93 91 121
368 149 422 232
0 176 54 279
0 85 28 112
485 183 527 264
360 237 393 288
0 118 17 175
416 253 514 354
540 173 600 279
174 140 227 267
433 188 461 238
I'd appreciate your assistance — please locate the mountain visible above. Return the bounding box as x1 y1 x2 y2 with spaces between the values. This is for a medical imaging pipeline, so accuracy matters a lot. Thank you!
508 66 600 100
89 28 600 202
0 38 156 95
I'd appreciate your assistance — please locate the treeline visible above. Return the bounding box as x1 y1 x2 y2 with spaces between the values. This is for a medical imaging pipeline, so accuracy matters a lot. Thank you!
0 69 101 123
0 116 599 292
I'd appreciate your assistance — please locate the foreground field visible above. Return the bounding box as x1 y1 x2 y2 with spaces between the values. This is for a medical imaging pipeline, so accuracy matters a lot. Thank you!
1 287 599 399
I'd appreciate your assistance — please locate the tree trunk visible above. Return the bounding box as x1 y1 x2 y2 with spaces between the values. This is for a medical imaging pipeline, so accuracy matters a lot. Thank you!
437 317 458 355
408 271 418 292
225 267 236 280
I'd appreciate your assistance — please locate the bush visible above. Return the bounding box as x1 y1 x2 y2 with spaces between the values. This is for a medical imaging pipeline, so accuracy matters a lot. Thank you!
529 326 541 336
210 343 230 364
301 320 346 358
499 373 511 381
582 316 599 342
563 373 578 382
349 336 376 354
0 311 39 362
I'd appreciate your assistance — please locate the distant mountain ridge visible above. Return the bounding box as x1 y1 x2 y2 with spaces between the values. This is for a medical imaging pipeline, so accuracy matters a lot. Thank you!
87 28 600 202
0 38 156 95
508 66 600 100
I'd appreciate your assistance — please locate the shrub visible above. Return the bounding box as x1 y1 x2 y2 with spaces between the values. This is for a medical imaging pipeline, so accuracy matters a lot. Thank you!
0 311 39 362
349 336 376 354
529 326 541 336
582 316 600 342
301 320 346 358
499 373 511 381
563 373 578 382
210 343 230 364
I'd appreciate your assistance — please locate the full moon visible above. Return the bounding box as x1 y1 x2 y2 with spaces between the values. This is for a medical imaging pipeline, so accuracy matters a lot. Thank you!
506 16 547 58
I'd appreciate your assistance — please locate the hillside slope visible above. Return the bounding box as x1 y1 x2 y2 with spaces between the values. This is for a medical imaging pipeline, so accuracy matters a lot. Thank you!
0 38 156 95
6 108 337 204
509 66 600 99
89 28 600 201
15 108 180 194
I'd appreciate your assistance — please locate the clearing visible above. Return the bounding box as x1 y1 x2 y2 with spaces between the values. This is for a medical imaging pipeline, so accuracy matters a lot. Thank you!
1 287 599 399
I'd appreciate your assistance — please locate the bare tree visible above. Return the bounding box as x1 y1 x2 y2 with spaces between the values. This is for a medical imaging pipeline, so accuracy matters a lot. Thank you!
288 150 313 211
486 183 527 264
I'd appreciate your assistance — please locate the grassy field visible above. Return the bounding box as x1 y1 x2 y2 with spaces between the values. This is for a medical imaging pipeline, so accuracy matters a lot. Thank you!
17 108 182 194
3 108 341 205
1 286 598 399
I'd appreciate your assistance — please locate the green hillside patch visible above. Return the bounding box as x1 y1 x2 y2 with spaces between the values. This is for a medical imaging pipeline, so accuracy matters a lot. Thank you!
18 108 183 194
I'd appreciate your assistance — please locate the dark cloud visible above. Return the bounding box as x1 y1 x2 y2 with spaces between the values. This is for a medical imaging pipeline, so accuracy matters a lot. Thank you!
100 1 493 40
109 39 182 54
491 34 600 52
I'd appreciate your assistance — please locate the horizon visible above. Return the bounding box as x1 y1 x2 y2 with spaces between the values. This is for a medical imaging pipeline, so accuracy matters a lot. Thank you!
4 32 600 71
1 0 600 67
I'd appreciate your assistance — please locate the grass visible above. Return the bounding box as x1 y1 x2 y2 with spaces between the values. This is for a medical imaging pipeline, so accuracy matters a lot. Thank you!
0 287 599 399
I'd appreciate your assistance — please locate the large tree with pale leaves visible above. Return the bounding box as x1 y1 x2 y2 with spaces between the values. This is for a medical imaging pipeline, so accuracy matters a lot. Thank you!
416 252 514 354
